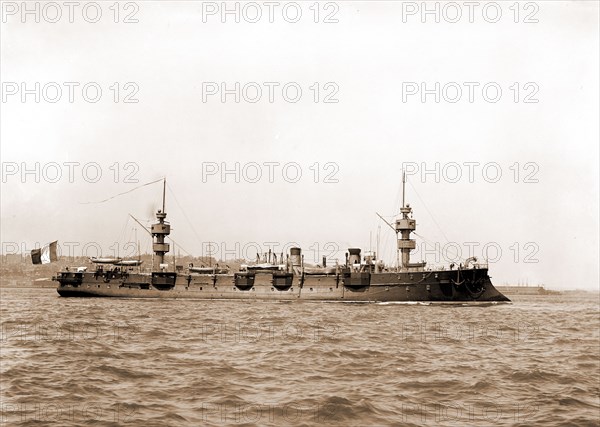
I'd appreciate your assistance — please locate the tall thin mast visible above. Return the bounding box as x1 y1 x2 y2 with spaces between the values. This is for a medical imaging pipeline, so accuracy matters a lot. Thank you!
402 171 406 208
135 227 140 260
376 225 380 260
162 177 166 213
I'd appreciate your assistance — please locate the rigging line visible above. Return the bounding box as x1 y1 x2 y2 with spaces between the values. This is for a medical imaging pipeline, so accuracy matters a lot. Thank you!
407 180 451 244
129 212 193 257
116 215 131 249
166 183 204 250
79 178 164 204
166 237 193 258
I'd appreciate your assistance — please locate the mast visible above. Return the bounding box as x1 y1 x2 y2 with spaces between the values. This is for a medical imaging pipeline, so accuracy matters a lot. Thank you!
136 227 141 272
402 171 406 208
395 172 416 271
152 177 170 269
135 227 139 260
162 177 166 213
376 225 380 261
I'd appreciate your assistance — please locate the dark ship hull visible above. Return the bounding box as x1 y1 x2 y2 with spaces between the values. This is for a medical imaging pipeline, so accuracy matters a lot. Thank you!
56 268 509 302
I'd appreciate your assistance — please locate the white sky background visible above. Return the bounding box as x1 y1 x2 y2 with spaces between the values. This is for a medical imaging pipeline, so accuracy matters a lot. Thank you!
1 1 598 290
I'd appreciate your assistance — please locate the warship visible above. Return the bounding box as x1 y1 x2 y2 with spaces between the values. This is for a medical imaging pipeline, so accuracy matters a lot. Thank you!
54 176 510 302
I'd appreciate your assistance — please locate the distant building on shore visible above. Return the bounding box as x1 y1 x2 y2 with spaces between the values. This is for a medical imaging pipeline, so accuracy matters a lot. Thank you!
496 285 560 296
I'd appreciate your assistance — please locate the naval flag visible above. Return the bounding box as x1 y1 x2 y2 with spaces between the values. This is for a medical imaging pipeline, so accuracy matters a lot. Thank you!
31 241 58 265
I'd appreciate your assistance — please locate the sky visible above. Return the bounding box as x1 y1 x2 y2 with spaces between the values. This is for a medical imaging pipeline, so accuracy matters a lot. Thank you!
1 1 598 290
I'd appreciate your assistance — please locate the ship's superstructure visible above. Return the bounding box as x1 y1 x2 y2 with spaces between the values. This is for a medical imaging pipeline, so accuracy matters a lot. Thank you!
54 177 510 302
152 180 170 269
394 173 425 272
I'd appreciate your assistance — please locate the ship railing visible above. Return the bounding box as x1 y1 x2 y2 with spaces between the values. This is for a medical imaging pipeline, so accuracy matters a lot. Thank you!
426 265 449 271
426 262 489 271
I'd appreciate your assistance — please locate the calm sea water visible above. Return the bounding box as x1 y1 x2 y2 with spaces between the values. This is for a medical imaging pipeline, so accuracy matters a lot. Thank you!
1 288 598 427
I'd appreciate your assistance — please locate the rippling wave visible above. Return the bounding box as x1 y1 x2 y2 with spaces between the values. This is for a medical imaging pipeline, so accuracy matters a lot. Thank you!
1 289 599 426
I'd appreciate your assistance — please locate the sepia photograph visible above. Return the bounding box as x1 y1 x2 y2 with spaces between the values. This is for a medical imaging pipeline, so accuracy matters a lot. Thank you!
1 1 599 425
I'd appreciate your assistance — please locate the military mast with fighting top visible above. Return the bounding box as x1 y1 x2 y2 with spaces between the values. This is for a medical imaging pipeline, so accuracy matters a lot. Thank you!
151 178 170 270
395 172 418 271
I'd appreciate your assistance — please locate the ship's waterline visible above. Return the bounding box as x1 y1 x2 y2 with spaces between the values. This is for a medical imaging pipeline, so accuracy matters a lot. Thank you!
56 267 509 302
